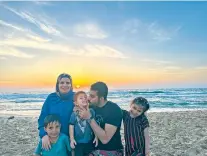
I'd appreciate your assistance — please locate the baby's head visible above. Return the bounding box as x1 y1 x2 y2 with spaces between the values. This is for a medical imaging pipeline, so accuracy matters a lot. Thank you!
74 91 88 108
44 114 61 139
129 97 150 118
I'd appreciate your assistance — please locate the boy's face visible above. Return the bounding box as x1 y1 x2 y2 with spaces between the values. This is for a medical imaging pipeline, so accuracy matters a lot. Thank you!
129 103 144 118
75 93 88 107
44 121 61 139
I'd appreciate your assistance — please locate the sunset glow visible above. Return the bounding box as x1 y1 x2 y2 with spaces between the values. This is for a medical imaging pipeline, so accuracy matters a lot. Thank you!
0 2 207 89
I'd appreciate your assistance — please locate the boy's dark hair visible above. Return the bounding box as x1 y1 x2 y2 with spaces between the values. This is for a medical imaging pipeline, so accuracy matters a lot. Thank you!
90 82 108 100
132 97 150 112
74 91 86 102
44 114 61 127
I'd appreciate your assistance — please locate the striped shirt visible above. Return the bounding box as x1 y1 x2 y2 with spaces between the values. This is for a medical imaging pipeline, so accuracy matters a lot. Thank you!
122 110 149 156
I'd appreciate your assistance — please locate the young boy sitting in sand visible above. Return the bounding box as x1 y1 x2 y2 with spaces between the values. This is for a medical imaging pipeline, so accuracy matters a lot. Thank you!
69 91 98 156
33 114 71 156
122 97 150 156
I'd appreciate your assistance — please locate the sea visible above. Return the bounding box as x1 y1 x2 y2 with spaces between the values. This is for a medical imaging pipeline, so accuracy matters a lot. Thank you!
0 88 207 116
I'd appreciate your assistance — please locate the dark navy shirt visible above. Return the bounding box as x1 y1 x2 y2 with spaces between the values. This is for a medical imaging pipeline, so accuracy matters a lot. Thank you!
123 110 149 156
93 101 123 151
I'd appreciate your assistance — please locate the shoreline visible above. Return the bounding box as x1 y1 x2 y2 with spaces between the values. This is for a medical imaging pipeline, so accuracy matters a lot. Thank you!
1 107 207 117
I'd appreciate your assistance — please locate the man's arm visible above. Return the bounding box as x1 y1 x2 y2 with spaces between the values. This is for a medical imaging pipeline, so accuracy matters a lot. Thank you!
89 119 117 144
144 127 150 155
79 104 122 144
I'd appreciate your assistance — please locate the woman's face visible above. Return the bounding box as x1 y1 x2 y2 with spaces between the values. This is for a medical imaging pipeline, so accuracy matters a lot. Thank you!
58 77 71 94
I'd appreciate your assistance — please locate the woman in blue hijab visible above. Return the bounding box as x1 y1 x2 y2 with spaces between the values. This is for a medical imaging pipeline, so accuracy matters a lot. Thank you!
37 73 74 154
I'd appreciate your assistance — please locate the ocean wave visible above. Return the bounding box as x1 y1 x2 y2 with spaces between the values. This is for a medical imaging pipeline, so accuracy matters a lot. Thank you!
0 88 207 109
0 93 48 100
148 108 207 113
129 91 166 94
0 98 44 103
15 99 44 103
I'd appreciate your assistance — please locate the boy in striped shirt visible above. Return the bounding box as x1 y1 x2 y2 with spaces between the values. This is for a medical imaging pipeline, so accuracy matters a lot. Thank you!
122 97 150 156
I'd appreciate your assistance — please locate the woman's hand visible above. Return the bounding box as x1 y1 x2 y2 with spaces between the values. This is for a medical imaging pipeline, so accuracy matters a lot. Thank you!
70 139 77 149
42 135 51 151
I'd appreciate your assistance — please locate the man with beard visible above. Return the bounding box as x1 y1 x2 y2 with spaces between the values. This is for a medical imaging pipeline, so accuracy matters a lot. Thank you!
78 82 123 156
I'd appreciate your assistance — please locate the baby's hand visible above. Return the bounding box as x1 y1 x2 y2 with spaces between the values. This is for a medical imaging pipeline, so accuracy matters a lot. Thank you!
70 139 76 149
93 136 98 147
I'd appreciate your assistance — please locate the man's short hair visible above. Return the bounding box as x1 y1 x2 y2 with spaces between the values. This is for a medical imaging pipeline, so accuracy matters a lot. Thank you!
44 114 61 127
132 97 150 112
90 82 108 100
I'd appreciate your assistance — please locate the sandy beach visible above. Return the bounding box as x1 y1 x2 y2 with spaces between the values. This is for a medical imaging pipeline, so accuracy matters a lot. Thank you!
0 110 207 156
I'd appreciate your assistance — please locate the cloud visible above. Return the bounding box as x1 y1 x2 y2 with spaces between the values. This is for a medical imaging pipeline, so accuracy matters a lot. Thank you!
74 23 108 39
194 66 207 70
148 22 181 42
0 46 34 58
0 38 70 52
141 59 172 65
162 66 182 74
0 5 125 59
0 37 127 59
163 66 182 70
123 19 181 42
26 34 51 42
148 22 171 41
2 5 62 37
142 59 182 73
81 45 127 58
0 19 51 43
0 20 25 32
33 1 52 6
0 56 7 60
123 19 142 34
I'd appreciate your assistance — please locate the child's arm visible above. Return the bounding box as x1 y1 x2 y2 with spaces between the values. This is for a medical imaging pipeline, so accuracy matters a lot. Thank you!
144 127 150 156
69 125 77 149
64 135 71 152
69 112 77 149
33 141 42 156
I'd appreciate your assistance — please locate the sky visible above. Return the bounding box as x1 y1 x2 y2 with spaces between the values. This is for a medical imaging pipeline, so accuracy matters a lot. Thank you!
0 1 207 89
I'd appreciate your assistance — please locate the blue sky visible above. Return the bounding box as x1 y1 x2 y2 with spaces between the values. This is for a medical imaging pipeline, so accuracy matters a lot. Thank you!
0 1 207 88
